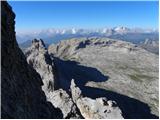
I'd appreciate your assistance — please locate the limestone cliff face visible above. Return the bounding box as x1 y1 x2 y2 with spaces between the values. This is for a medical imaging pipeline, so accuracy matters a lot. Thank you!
24 39 82 118
1 1 62 118
25 39 57 92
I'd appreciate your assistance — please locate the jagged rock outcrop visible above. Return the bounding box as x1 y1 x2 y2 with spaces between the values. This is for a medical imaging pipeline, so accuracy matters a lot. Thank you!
47 89 82 118
25 39 83 118
70 79 123 119
48 37 139 59
76 97 123 119
47 89 73 118
140 38 159 55
1 1 62 118
25 39 56 92
70 79 82 103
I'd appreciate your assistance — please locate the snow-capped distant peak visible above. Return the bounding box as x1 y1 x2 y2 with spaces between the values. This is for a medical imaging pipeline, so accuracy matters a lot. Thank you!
114 26 129 31
61 29 66 34
71 28 77 34
102 28 108 33
113 26 130 34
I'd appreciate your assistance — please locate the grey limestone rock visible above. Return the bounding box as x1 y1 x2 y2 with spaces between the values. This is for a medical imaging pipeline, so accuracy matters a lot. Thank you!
70 79 123 119
47 89 82 118
25 39 56 92
70 79 82 103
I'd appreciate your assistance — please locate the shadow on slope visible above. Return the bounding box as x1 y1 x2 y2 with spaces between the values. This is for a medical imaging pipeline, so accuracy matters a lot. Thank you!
52 56 158 119
1 1 63 118
82 86 158 119
53 56 109 90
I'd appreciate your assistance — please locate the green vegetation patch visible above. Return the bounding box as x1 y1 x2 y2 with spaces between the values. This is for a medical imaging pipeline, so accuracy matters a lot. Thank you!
151 98 159 105
115 63 141 73
128 74 154 82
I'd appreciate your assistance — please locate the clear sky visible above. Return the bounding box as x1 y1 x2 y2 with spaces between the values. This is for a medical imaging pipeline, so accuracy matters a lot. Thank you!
8 1 159 32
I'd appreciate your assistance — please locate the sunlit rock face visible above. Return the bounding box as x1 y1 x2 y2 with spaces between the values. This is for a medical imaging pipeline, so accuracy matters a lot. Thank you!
25 39 57 92
70 79 123 119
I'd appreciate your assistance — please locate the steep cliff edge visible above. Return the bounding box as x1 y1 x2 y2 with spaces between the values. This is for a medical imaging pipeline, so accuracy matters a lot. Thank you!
1 1 62 118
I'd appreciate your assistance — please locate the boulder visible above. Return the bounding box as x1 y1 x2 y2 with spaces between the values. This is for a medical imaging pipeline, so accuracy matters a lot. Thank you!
47 89 80 118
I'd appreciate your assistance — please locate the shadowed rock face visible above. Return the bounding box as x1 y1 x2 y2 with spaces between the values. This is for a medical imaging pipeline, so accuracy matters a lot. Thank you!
1 1 62 118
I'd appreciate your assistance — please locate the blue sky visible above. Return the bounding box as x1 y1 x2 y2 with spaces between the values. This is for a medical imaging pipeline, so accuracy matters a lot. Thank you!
8 1 158 32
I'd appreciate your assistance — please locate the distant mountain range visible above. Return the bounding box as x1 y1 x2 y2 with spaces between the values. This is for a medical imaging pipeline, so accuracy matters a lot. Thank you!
18 27 159 54
17 27 158 43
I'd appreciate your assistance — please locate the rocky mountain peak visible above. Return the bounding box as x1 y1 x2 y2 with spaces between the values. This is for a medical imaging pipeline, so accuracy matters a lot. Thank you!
32 38 45 46
25 39 57 92
31 38 46 51
113 26 130 34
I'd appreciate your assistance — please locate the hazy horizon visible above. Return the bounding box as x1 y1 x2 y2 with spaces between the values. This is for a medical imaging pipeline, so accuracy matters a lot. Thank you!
9 1 158 33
